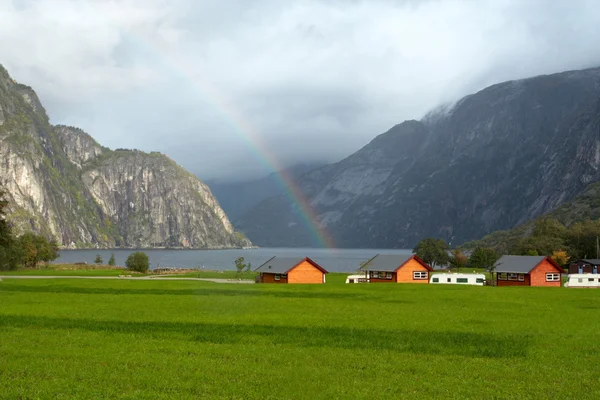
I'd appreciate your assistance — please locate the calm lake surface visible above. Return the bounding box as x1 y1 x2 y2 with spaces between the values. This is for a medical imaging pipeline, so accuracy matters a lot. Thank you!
54 248 412 273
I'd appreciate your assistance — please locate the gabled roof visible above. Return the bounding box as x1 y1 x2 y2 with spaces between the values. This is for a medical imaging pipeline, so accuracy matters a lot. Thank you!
580 259 600 265
254 257 328 274
496 255 565 273
360 254 433 272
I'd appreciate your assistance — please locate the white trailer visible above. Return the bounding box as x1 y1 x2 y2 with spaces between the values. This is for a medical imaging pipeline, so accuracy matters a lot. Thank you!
429 273 486 286
345 274 369 284
565 274 600 288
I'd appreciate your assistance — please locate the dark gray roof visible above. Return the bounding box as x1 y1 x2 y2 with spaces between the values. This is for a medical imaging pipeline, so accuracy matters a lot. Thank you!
581 259 600 265
495 255 546 273
360 254 424 272
254 257 327 274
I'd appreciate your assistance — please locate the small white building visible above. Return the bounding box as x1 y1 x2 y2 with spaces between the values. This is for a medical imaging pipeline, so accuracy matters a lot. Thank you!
429 273 486 286
345 274 369 284
565 274 600 288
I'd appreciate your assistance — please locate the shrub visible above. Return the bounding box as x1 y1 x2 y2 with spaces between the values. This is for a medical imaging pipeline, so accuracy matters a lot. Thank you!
126 252 149 273
108 253 116 266
94 254 103 264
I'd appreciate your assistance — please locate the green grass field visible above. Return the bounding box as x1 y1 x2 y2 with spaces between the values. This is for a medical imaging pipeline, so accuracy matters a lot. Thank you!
1 276 599 399
0 265 257 280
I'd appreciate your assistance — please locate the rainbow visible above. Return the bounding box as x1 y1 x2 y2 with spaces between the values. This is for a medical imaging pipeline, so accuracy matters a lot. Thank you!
125 31 335 248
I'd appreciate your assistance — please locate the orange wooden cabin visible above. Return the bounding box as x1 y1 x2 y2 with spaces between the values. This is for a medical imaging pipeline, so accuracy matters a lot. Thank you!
255 257 328 284
360 254 433 283
495 255 565 287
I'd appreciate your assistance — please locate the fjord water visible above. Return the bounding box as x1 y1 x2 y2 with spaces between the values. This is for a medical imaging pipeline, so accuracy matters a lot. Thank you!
54 248 412 273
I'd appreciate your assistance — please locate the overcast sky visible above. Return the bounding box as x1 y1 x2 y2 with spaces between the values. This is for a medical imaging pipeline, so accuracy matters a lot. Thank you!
1 0 600 181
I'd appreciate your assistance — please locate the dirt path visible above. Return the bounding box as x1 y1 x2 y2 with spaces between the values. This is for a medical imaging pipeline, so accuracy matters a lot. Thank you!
0 275 254 284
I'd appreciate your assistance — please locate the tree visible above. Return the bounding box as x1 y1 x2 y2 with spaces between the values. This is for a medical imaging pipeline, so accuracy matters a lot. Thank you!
18 232 38 268
234 257 251 276
468 247 499 270
467 247 500 285
551 250 570 266
448 249 468 272
126 252 149 273
0 187 11 249
15 233 59 268
413 238 449 268
108 253 116 266
38 238 59 265
0 187 20 270
94 254 103 264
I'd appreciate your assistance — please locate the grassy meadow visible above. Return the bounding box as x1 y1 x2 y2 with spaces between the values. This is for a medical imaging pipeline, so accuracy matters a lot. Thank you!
1 274 599 399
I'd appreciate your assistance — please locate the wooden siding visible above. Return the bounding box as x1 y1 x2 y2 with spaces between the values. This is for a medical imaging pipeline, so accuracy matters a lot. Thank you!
287 260 325 284
369 271 397 283
397 258 429 283
261 273 288 284
530 259 562 287
497 274 531 286
568 261 599 274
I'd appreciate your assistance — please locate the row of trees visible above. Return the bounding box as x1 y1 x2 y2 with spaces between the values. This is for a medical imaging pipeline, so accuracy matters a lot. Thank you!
413 218 600 276
94 253 116 266
413 238 499 272
0 189 60 270
506 218 600 263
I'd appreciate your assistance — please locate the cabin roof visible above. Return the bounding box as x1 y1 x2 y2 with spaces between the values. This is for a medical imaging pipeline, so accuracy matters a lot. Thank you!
254 257 328 274
496 255 564 273
579 259 600 265
360 254 433 272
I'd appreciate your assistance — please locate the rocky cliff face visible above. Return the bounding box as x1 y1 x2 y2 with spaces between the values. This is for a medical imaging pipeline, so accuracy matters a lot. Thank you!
237 67 600 248
0 64 250 249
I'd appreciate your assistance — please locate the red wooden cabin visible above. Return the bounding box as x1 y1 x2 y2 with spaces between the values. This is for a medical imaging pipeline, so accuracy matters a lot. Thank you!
255 257 328 284
360 254 433 283
495 255 565 287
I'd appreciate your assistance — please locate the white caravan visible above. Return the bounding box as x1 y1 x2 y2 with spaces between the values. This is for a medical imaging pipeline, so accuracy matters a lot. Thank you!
565 274 600 288
345 274 369 284
429 273 486 286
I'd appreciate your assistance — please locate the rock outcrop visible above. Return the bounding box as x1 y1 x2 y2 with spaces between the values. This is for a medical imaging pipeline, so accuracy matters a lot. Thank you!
0 64 250 249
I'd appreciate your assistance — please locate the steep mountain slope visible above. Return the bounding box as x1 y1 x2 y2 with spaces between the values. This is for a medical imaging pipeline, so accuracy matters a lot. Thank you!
0 64 249 249
207 163 324 220
238 67 600 248
463 181 600 253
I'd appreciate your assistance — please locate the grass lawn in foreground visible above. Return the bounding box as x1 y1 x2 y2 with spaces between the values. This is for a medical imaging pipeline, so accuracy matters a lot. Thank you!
0 278 599 399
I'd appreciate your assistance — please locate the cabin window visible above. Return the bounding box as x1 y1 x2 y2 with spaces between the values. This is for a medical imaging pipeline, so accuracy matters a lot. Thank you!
413 271 428 280
274 274 281 281
447 278 452 282
546 273 560 282
518 274 525 281
578 278 583 283
588 278 595 282
432 277 439 283
371 271 379 278
476 278 484 283
498 273 507 280
386 272 392 280
457 278 468 283
508 273 520 281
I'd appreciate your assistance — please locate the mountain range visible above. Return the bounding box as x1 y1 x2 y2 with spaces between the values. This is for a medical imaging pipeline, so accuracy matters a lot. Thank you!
0 64 250 249
233 67 600 248
207 163 323 220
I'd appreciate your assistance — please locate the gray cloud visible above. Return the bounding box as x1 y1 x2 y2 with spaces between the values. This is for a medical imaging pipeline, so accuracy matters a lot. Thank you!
1 0 599 181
